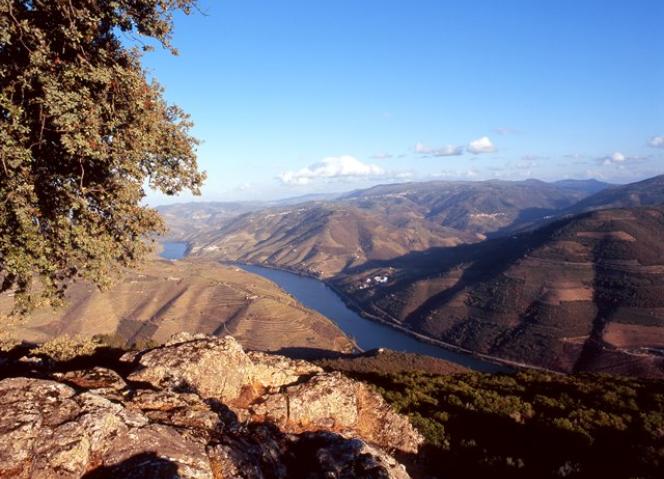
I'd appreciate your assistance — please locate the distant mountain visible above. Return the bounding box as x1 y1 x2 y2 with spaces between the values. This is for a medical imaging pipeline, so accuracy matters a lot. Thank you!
566 174 664 214
553 178 611 195
188 203 479 277
268 192 341 206
157 201 264 240
339 179 592 235
182 179 602 276
333 206 664 376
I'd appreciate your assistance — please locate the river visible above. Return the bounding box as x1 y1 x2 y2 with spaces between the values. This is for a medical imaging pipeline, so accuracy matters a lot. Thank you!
160 241 189 260
239 264 503 372
159 241 503 372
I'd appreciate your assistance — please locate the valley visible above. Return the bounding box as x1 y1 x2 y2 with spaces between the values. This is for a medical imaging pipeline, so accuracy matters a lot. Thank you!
161 175 664 377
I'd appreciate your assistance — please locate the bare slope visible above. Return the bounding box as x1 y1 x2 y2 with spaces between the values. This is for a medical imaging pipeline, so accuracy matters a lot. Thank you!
181 179 597 277
188 203 479 277
333 207 664 377
340 178 598 234
2 259 354 353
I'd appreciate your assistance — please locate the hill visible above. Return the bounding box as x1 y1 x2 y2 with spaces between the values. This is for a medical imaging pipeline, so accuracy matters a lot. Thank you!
340 178 598 234
553 178 612 195
187 203 478 278
333 207 664 376
315 348 470 376
324 365 664 479
156 201 264 240
2 258 354 354
180 179 599 277
566 174 664 214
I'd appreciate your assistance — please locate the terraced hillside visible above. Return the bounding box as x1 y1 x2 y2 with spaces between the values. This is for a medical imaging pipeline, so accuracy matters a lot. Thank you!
180 179 602 277
333 207 664 377
2 258 354 353
188 203 479 278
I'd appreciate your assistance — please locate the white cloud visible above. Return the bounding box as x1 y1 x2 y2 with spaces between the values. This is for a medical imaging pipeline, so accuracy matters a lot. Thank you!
235 182 253 191
649 136 664 148
278 155 385 185
415 142 464 156
467 136 496 154
599 151 626 166
597 151 650 166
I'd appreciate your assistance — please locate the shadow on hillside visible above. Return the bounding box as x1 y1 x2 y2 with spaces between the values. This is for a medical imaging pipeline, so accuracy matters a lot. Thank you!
275 346 355 361
338 214 581 341
82 452 179 478
486 206 563 238
0 343 132 381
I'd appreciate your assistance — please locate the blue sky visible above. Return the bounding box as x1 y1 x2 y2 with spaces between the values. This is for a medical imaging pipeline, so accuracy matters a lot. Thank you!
141 0 664 204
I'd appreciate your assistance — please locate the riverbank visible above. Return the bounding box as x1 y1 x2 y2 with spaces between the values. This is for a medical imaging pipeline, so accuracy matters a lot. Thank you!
232 261 547 373
158 241 547 373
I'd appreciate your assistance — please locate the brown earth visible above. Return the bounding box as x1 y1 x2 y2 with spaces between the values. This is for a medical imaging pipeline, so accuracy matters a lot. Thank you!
166 178 601 279
1 258 354 354
333 207 664 377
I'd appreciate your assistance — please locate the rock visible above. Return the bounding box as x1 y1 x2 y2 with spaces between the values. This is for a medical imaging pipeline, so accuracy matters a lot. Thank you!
208 428 411 479
0 378 212 479
288 432 412 479
126 389 221 431
246 350 322 392
54 367 127 397
128 335 255 403
248 372 422 454
207 423 289 479
0 334 418 478
129 334 423 454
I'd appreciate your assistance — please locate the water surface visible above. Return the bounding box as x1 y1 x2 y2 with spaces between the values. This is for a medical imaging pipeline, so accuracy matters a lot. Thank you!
159 241 189 260
240 264 504 372
158 241 504 372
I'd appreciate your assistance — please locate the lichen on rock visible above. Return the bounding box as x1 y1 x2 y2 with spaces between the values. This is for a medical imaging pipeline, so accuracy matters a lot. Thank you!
0 334 421 478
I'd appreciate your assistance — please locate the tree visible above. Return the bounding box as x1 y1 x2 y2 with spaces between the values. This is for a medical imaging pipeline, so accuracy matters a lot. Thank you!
0 0 205 313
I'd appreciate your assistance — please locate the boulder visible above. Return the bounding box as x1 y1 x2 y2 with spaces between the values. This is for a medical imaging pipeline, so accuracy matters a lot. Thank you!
127 335 423 453
0 378 211 479
0 334 420 478
128 335 255 403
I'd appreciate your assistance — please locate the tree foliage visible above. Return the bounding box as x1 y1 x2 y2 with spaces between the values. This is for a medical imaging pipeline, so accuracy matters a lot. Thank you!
324 365 664 479
0 0 205 312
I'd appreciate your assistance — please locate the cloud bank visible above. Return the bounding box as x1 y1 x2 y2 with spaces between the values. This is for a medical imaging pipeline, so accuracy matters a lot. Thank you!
601 151 626 165
278 156 386 185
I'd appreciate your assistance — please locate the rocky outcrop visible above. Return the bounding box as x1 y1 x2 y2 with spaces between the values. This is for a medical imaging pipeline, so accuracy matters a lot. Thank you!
0 377 212 479
127 333 422 454
0 334 421 478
